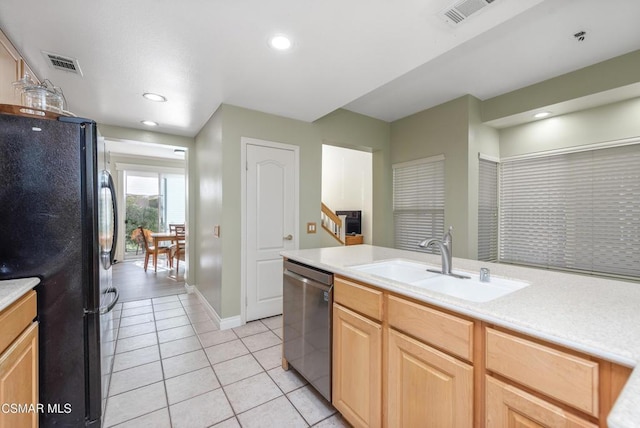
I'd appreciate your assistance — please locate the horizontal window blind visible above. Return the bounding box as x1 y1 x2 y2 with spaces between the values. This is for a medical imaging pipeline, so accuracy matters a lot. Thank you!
393 156 445 252
499 143 640 278
478 158 498 262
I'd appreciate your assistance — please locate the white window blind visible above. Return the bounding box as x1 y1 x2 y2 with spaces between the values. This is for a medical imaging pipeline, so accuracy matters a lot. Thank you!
499 143 640 278
478 157 498 262
393 156 445 252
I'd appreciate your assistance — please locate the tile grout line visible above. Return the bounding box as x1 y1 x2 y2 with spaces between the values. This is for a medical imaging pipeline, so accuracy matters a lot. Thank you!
152 294 191 428
110 296 337 427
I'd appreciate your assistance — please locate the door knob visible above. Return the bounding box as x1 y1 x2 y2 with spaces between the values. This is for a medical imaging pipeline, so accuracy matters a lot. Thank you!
284 234 293 240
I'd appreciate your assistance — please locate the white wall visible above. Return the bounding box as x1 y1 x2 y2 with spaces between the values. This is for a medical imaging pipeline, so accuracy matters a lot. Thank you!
322 145 373 244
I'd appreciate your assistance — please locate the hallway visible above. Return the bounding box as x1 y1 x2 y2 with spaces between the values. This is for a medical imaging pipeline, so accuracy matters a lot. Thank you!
113 259 186 302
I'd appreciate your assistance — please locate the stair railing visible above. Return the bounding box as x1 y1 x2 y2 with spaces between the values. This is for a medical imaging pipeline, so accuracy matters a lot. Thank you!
321 202 346 245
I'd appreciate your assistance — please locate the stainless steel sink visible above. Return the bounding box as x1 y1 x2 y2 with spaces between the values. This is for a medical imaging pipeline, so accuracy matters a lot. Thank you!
350 259 528 303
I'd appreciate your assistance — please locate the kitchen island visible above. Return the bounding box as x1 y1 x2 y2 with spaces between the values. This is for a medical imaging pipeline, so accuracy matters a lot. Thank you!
281 245 640 428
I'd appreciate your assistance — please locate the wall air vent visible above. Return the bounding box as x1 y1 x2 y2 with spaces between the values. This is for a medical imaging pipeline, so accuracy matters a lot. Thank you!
42 51 83 76
441 0 496 25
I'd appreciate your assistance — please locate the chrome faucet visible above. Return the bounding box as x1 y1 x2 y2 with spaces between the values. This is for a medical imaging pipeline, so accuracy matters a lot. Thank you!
418 226 470 279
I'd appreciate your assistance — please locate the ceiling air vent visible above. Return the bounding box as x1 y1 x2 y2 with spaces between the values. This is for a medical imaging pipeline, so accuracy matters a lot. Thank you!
441 0 496 25
42 51 83 76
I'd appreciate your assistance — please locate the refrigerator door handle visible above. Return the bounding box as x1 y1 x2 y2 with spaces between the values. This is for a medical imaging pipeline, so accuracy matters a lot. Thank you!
99 287 119 315
105 171 118 266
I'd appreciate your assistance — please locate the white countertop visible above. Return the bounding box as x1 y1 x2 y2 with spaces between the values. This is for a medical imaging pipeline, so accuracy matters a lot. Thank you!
0 277 39 312
0 278 40 311
281 245 640 428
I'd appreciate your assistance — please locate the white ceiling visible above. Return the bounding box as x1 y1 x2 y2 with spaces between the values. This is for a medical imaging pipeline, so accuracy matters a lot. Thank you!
0 0 639 139
104 138 186 161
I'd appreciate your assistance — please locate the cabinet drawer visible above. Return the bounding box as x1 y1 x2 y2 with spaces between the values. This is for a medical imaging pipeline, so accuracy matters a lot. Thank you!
486 328 599 416
0 291 37 355
334 276 383 321
486 376 596 428
388 294 473 361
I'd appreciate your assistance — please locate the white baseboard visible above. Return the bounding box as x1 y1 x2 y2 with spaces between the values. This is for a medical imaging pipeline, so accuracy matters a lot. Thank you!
183 282 196 293
191 285 243 330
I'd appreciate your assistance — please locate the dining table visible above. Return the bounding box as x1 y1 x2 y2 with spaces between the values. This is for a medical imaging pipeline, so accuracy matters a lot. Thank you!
150 232 178 272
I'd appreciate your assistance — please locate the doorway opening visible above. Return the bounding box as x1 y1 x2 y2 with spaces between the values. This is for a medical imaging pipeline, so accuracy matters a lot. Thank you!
321 144 373 245
105 138 189 302
124 171 186 260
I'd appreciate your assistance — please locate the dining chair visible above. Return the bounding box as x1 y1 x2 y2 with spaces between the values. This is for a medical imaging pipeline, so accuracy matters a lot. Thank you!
139 226 172 272
171 225 186 272
169 223 185 234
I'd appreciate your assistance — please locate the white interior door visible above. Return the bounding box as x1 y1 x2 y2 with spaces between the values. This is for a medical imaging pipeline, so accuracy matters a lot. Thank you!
246 142 297 321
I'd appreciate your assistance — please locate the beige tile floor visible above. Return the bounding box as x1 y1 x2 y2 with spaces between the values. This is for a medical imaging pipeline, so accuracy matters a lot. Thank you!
104 293 350 427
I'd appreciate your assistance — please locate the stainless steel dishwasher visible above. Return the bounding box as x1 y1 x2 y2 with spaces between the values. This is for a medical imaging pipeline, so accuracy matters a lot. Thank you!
283 259 334 402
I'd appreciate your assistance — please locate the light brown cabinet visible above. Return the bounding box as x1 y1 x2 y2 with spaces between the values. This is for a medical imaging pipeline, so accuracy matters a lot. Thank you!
0 29 39 107
330 274 632 428
333 275 475 428
387 328 473 427
333 277 383 428
486 328 599 417
0 30 21 106
332 303 382 428
485 327 631 427
0 291 39 428
486 376 596 428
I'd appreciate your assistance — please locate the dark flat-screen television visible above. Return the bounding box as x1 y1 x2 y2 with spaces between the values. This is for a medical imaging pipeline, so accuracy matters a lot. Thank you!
336 210 362 235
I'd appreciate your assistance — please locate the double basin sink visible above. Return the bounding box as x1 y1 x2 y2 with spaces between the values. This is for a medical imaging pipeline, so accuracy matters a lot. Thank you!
349 259 528 303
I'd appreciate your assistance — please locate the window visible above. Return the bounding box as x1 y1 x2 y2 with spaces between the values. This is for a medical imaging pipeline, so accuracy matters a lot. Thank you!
123 169 185 257
478 157 498 262
499 142 640 279
393 155 445 252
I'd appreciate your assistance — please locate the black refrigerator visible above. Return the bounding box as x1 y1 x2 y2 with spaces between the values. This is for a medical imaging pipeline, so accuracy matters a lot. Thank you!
0 105 119 427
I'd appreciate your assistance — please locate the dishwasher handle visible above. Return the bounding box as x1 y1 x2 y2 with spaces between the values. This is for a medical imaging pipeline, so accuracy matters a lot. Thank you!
284 269 333 293
284 260 333 285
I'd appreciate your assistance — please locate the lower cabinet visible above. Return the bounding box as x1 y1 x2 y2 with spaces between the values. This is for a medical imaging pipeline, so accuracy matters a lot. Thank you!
387 328 473 427
486 376 596 428
0 291 38 428
331 275 631 428
332 303 382 428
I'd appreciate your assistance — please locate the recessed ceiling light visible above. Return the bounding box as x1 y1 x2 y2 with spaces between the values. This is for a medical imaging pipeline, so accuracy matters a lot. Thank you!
143 92 167 102
141 120 158 126
269 34 292 51
534 111 552 119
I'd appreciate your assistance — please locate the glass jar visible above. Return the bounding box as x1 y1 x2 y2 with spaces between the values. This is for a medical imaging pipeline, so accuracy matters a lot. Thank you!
21 84 64 114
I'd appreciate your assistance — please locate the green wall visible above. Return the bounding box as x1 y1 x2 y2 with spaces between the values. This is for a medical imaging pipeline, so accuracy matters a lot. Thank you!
499 97 640 157
99 48 640 323
482 49 640 122
194 105 391 319
388 51 640 260
390 95 492 259
193 107 223 314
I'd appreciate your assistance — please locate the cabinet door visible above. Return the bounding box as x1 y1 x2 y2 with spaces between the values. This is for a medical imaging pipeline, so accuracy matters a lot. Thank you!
0 32 20 105
387 328 473 427
333 303 382 428
0 323 39 428
486 376 597 428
